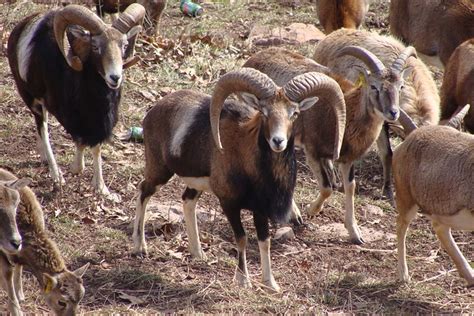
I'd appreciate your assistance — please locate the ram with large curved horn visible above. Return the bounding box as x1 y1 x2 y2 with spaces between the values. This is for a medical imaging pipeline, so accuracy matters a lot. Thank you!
133 68 346 293
7 3 144 196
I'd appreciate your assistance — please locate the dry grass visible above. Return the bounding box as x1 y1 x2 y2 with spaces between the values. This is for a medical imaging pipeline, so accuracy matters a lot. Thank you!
0 0 472 314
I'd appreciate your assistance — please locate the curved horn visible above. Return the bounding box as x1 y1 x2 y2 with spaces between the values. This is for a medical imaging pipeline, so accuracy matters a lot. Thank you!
210 68 277 151
398 108 418 135
338 46 386 77
391 46 417 74
54 4 107 71
284 72 346 160
446 104 470 129
112 3 146 33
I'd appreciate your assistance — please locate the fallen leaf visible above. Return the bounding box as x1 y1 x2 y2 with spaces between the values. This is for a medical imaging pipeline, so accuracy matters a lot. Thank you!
117 291 145 305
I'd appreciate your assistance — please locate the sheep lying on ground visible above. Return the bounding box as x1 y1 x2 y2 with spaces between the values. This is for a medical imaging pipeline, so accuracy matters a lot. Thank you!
0 169 89 315
394 107 473 287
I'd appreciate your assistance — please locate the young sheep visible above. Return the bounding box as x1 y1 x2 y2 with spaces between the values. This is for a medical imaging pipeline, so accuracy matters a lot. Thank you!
393 109 473 287
7 4 144 195
94 0 166 36
316 0 369 34
133 68 346 292
313 28 440 202
0 168 90 316
0 172 30 255
440 39 474 133
389 0 474 65
244 46 416 244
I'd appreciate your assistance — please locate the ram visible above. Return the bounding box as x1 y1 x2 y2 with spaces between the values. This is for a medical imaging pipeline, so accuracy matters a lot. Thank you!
244 46 415 244
0 170 30 255
133 68 346 291
389 0 474 65
316 0 369 34
440 39 474 133
313 28 440 203
394 107 473 287
7 4 144 195
0 168 89 316
94 0 166 36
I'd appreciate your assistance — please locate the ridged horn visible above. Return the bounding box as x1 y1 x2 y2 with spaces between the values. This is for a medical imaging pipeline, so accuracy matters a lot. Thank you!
284 72 346 160
54 4 106 71
210 68 277 152
391 46 417 74
338 46 386 77
446 104 470 129
398 108 418 135
112 3 145 34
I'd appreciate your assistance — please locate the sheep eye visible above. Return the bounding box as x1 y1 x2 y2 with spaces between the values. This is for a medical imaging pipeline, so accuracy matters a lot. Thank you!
291 111 299 120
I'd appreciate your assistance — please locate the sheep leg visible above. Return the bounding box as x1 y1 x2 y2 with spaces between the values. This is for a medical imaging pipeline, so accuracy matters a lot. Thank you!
224 206 251 288
13 265 24 302
307 156 333 216
376 124 395 204
70 143 86 175
396 205 418 283
133 180 162 257
254 213 280 292
182 188 206 260
432 221 474 286
289 199 303 226
91 144 110 196
0 255 22 316
340 162 364 244
35 103 64 186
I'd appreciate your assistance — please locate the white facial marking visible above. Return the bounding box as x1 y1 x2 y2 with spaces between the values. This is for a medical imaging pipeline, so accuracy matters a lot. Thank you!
17 15 44 82
170 108 198 157
269 120 288 152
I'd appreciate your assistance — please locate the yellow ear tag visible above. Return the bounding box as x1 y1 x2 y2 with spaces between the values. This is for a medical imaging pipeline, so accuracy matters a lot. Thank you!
356 73 366 87
44 279 53 294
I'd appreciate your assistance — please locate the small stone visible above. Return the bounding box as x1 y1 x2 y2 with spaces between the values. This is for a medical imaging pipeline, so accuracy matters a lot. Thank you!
274 227 295 241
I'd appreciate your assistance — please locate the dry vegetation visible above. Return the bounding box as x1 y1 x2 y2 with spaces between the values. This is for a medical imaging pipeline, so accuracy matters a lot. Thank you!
0 0 472 314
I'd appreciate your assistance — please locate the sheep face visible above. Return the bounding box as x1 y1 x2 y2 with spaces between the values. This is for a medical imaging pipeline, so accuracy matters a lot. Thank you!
0 179 30 254
365 71 404 122
241 90 317 152
69 27 138 89
42 263 89 316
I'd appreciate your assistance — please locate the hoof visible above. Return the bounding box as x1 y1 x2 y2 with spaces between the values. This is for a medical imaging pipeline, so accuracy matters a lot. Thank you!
131 249 148 258
290 215 304 226
262 278 281 293
350 236 365 245
234 270 252 288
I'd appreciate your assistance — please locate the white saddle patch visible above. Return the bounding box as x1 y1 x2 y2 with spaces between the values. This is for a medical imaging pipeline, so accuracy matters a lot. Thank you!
427 209 474 231
170 108 199 157
17 15 44 82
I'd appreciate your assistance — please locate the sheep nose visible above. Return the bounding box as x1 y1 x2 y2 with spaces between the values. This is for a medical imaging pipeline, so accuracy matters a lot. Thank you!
389 109 399 120
10 238 21 250
272 137 284 147
109 74 121 84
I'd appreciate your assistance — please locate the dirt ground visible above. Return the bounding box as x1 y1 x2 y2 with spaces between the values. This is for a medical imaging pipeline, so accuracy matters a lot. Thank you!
0 0 472 314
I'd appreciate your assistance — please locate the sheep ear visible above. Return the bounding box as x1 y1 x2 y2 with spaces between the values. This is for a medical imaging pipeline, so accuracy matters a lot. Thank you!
240 92 260 110
3 178 31 190
298 96 318 112
73 262 90 278
355 67 370 87
68 26 91 62
400 67 411 80
42 273 58 294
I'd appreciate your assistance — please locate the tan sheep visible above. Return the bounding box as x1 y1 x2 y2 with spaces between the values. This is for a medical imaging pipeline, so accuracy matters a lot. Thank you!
316 0 369 34
0 169 89 316
389 0 474 65
440 39 474 133
313 28 440 202
393 109 473 287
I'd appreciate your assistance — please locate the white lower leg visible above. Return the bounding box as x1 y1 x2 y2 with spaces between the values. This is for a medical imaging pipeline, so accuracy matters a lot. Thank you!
397 216 411 282
132 189 154 256
39 109 63 185
307 157 332 215
289 199 303 223
70 143 86 174
341 163 363 244
13 265 23 302
433 222 474 286
91 144 109 195
258 238 280 292
234 236 251 287
183 197 205 259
